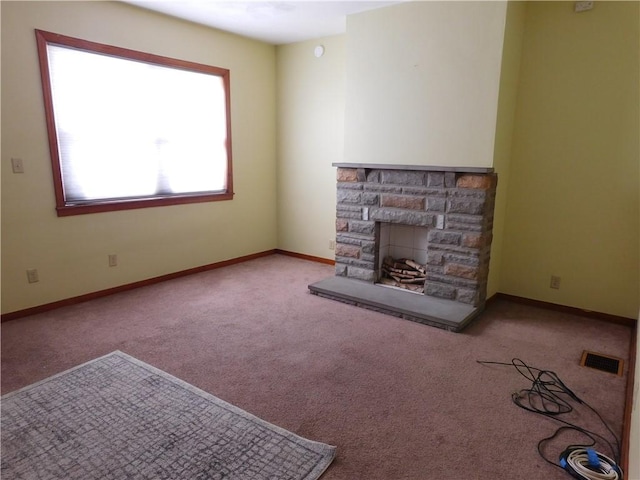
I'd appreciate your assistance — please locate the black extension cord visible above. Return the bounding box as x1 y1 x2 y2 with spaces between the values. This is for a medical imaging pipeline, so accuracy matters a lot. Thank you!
477 358 623 480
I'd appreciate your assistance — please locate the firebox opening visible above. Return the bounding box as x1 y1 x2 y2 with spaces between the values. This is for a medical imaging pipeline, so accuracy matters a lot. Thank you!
377 223 429 294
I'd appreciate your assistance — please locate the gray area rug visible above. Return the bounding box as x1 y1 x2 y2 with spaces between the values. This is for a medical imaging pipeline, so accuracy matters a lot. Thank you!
1 351 336 479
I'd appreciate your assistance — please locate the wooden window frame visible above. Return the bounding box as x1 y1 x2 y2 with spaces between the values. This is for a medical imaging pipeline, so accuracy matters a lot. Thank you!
35 29 234 217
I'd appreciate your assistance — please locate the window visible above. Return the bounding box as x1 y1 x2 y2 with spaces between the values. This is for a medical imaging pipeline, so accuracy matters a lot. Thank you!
35 30 233 216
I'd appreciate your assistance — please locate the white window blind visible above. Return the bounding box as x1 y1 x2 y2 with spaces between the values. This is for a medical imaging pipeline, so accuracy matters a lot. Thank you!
44 40 230 205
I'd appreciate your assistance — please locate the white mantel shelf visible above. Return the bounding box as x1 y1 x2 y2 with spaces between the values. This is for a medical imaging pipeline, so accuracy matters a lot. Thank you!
332 163 494 174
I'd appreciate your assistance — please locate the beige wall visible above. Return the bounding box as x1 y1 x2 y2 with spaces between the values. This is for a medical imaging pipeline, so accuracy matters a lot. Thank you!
500 1 639 319
276 36 345 259
631 63 640 472
344 1 507 167
487 1 526 298
3 0 639 323
1 1 277 314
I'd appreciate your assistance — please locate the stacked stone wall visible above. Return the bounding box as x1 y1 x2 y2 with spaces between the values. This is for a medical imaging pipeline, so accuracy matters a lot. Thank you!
335 167 496 306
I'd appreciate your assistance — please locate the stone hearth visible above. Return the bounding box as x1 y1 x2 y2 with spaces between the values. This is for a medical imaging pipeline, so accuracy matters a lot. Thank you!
308 163 497 332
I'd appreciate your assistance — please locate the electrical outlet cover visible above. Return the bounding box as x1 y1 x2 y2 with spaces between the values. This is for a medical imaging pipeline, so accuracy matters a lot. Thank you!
26 269 39 283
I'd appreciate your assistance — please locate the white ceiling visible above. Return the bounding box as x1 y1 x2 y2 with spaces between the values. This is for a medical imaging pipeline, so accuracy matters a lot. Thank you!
124 1 403 45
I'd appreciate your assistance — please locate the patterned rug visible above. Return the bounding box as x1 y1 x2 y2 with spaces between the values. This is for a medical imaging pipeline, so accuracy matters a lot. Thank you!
1 351 336 479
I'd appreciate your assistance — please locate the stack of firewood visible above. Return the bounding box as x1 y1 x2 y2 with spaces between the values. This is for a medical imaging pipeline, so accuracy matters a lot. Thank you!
379 256 427 293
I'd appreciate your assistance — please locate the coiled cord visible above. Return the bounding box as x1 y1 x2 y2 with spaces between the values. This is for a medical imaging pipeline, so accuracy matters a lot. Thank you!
559 447 623 480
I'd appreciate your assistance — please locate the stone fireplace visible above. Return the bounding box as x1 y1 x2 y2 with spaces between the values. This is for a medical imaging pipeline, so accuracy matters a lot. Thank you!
309 163 497 332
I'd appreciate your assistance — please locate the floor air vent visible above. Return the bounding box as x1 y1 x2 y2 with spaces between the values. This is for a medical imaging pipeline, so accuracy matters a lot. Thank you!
580 351 623 376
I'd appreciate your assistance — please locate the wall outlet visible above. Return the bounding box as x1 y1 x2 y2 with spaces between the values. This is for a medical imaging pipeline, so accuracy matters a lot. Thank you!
329 240 335 250
26 268 39 283
550 275 561 289
108 254 118 267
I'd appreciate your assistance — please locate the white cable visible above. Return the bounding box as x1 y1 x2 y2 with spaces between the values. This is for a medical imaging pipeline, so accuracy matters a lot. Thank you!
564 448 622 480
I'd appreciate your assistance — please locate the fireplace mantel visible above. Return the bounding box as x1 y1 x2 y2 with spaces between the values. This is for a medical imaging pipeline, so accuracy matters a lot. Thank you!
332 163 493 174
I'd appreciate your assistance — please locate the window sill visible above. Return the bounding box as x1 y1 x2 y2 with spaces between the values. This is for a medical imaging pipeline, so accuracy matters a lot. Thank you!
56 192 234 216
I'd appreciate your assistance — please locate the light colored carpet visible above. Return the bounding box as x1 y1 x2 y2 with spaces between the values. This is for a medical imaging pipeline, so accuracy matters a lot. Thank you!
1 350 336 479
1 255 632 479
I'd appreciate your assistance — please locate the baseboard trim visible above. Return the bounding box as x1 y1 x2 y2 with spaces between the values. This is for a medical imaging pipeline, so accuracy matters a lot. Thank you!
493 293 636 327
275 249 335 265
621 320 637 476
1 250 278 322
